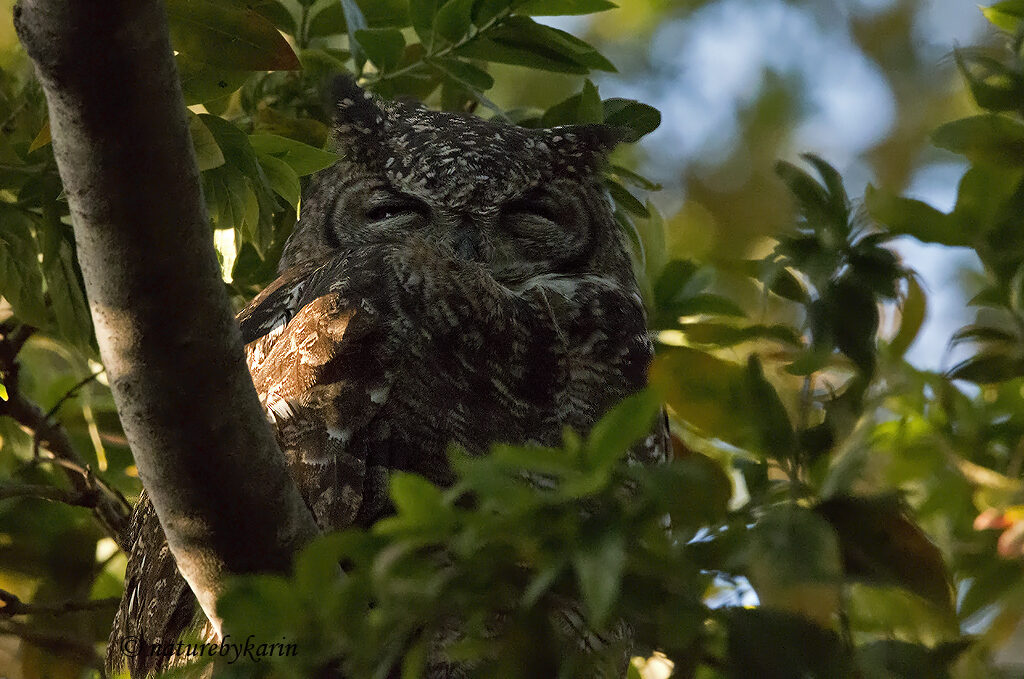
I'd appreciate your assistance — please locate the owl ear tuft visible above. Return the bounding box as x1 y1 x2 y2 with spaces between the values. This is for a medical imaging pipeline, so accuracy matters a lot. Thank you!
327 75 388 159
543 123 626 174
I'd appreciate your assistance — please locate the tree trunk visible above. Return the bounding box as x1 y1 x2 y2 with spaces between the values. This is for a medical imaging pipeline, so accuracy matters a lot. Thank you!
13 0 320 635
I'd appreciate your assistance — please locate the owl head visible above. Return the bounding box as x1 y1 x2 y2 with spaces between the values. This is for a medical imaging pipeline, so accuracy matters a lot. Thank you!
279 76 633 288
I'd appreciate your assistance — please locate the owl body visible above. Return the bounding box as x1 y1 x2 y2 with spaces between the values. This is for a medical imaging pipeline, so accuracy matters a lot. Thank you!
108 78 664 676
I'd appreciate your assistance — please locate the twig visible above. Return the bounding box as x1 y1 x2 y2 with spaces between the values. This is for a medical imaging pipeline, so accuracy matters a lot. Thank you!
33 369 104 460
0 481 99 507
0 323 131 549
0 588 120 617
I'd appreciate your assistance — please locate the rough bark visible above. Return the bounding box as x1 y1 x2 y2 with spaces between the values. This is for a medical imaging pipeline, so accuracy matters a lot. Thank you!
13 0 320 635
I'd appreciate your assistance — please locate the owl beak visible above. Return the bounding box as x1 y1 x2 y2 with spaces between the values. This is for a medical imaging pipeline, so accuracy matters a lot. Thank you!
454 226 481 261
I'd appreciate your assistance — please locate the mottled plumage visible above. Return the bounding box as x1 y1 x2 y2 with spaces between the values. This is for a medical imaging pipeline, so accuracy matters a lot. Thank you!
107 77 666 677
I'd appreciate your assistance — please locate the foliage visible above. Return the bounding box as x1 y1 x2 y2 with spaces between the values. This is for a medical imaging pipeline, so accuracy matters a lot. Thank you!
3 1 1024 678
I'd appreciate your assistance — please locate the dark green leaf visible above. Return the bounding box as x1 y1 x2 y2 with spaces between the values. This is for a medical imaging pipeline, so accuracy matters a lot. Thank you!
40 214 93 350
947 352 1024 383
604 179 649 217
248 133 338 176
429 57 495 91
189 113 226 172
410 0 443 45
585 389 661 469
889 275 926 358
258 154 300 207
520 0 617 15
166 0 300 71
434 0 475 43
679 322 803 348
602 99 661 143
456 16 615 74
354 28 406 71
725 608 854 678
865 184 966 247
572 529 625 627
0 207 47 327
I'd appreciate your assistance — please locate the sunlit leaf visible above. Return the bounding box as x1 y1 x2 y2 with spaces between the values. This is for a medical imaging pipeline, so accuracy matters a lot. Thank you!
166 0 300 71
248 134 339 175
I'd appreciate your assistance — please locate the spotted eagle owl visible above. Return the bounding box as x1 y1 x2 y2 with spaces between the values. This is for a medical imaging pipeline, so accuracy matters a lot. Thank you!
107 77 667 677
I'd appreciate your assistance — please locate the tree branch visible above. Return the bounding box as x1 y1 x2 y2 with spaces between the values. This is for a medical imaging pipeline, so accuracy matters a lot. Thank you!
0 588 120 617
13 0 320 635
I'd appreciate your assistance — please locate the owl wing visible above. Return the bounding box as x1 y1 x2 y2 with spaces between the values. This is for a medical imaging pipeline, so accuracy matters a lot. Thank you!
241 252 406 529
107 252 403 676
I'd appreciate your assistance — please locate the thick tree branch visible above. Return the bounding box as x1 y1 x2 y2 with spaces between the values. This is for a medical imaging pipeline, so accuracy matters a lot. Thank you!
13 0 320 635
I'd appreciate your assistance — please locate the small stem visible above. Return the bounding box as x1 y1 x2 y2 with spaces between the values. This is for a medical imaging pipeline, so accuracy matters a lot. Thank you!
0 481 100 508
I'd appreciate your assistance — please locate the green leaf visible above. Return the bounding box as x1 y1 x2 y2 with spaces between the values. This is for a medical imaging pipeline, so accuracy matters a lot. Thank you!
725 608 854 678
602 99 661 142
410 0 442 45
248 133 339 175
176 53 250 106
306 0 410 37
983 0 1024 31
865 184 966 247
189 114 226 172
679 322 803 348
947 352 1024 383
815 495 954 614
354 28 406 71
40 214 93 350
572 529 625 627
165 0 300 71
609 165 662 191
257 154 300 207
650 348 748 449
743 356 795 459
0 382 7 402
954 50 1024 112
816 276 880 375
660 293 746 320
604 179 649 217
646 454 732 529
389 472 446 520
201 115 261 177
932 114 1024 166
434 0 475 43
429 57 495 91
585 389 662 469
746 507 842 624
455 16 615 74
889 275 926 358
0 207 48 328
520 0 617 15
